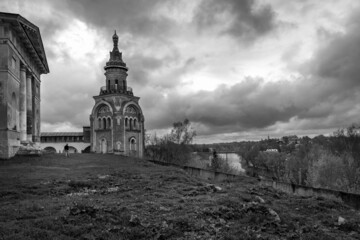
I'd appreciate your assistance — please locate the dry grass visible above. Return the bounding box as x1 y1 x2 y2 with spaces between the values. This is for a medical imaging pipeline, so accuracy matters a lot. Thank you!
0 153 359 239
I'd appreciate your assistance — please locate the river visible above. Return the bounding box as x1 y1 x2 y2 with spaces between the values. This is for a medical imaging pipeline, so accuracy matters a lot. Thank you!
218 153 245 173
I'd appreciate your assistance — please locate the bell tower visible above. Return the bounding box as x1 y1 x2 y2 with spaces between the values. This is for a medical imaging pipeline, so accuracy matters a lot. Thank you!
90 31 145 157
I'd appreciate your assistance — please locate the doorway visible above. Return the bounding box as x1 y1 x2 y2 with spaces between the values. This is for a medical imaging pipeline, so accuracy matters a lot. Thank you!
100 139 107 153
129 137 136 157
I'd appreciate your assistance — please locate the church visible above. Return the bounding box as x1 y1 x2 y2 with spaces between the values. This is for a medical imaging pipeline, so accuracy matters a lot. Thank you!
89 31 145 157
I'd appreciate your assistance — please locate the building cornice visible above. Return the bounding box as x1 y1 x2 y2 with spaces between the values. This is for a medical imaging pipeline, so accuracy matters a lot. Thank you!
0 12 49 74
93 93 140 102
1 37 42 78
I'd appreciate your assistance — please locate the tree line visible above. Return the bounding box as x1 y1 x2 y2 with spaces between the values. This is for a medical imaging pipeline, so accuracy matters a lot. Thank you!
238 125 360 194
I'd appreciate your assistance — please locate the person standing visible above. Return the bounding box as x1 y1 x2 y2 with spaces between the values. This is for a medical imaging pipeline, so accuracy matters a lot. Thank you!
64 144 69 157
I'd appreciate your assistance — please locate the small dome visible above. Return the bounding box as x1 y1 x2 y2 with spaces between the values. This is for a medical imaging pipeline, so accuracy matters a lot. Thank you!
104 30 128 71
112 30 118 40
112 30 119 48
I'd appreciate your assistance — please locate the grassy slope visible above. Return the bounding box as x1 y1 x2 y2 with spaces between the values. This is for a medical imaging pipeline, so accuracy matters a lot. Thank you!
0 154 359 240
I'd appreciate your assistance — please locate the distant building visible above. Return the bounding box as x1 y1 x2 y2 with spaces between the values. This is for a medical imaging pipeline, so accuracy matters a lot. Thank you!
281 135 298 144
0 12 49 159
89 31 145 157
265 149 278 152
40 127 90 153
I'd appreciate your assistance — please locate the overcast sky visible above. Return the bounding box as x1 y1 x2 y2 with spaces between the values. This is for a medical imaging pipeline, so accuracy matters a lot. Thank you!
2 0 360 143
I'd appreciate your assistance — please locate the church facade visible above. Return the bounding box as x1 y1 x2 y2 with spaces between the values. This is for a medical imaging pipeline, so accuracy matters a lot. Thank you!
0 12 49 159
89 32 144 157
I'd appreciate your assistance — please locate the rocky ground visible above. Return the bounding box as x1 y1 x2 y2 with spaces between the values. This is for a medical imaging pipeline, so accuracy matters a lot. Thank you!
0 154 359 239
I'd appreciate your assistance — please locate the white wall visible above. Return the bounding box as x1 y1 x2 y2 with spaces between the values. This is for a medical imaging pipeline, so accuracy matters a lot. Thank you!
40 142 90 153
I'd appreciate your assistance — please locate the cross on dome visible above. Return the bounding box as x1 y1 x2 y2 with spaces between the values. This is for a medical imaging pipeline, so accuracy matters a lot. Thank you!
112 30 119 51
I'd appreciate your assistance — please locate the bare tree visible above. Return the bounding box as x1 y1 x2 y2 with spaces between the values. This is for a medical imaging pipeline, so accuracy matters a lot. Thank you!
170 119 197 144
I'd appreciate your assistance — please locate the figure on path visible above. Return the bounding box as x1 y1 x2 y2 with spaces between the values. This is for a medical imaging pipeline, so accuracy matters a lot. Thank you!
64 144 69 157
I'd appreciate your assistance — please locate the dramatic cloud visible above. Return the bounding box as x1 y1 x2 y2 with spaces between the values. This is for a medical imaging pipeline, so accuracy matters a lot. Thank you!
313 21 360 91
145 78 306 134
62 0 178 39
44 2 360 141
194 0 276 41
143 7 360 141
2 0 360 142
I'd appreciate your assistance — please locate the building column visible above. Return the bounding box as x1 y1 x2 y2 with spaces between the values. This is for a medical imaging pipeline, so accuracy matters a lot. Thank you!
26 72 33 142
19 64 27 142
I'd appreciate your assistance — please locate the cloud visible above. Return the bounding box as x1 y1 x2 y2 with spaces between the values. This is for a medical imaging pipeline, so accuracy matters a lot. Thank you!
193 0 277 41
126 4 360 140
143 73 360 139
0 0 74 39
143 78 304 134
311 20 360 92
61 0 178 39
4 0 360 143
41 58 100 130
126 44 182 88
143 6 360 137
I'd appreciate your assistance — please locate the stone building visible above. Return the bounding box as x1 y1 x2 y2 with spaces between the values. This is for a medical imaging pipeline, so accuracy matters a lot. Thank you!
89 31 145 157
0 12 49 159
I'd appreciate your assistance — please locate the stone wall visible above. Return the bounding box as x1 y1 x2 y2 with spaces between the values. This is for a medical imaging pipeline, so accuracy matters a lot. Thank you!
148 159 240 182
0 130 20 158
260 179 360 210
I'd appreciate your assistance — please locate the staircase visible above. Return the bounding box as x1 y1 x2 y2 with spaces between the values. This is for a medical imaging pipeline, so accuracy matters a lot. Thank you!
16 141 42 156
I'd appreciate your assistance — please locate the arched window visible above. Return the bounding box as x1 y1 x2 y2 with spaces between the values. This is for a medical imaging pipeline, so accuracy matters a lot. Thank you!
125 118 128 128
98 118 102 129
107 118 111 128
115 79 118 90
129 118 133 129
133 118 137 129
116 141 121 150
103 118 107 129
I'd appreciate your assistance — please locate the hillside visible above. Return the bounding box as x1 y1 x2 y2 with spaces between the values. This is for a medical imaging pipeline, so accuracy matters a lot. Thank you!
0 154 359 239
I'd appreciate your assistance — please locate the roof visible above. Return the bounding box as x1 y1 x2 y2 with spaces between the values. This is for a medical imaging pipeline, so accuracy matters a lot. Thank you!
0 12 49 74
41 132 84 137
